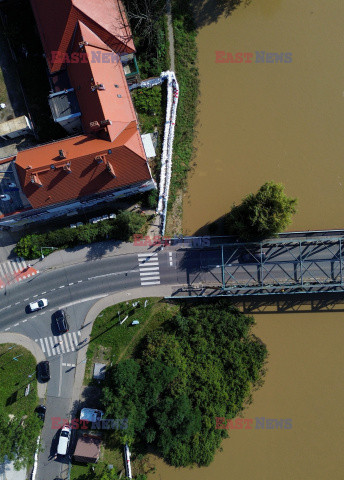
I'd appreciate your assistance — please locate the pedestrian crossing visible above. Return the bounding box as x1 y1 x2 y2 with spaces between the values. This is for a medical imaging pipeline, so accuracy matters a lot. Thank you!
138 253 160 286
35 331 81 357
0 257 27 278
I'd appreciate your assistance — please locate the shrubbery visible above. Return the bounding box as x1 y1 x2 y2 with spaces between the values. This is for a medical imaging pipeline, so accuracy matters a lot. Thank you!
15 211 149 259
102 301 267 467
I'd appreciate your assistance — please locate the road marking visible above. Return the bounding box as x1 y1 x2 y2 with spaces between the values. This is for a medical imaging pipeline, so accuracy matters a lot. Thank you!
58 356 63 397
62 363 75 367
59 285 65 289
138 253 161 286
88 269 139 280
33 294 38 298
39 339 45 353
78 280 82 283
44 338 51 357
22 319 27 323
5 327 10 331
69 283 74 286
15 302 20 305
59 294 108 309
51 288 56 291
14 323 19 327
24 298 29 301
41 292 46 295
34 332 80 357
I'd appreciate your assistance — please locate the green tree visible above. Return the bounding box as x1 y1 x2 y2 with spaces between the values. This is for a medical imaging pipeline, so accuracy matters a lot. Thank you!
225 181 297 241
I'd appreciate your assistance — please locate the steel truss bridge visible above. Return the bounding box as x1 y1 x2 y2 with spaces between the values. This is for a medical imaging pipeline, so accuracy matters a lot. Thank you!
177 236 344 297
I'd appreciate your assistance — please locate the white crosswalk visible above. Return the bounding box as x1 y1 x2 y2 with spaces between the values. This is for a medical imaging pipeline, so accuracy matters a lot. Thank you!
138 253 160 286
0 257 27 278
35 331 81 357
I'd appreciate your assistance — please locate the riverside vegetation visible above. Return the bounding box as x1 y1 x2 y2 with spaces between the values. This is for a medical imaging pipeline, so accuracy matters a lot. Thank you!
89 300 268 468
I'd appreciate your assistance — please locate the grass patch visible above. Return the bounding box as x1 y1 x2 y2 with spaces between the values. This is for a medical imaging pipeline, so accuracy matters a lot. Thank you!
0 344 38 418
85 297 178 382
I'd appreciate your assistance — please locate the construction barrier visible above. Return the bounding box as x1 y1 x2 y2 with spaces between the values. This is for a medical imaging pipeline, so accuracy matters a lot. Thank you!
130 71 179 235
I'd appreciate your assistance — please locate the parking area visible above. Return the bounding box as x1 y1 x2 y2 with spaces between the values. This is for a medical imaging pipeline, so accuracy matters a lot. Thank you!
0 160 24 216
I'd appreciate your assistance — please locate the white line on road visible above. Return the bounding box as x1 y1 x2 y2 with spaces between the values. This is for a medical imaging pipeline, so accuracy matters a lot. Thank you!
22 319 27 323
138 253 158 257
51 288 56 291
141 280 161 286
14 323 19 327
139 262 159 267
58 355 63 397
59 285 65 289
44 338 51 357
41 292 46 295
78 280 82 283
5 327 10 331
88 269 139 280
39 339 45 353
138 266 159 272
33 295 38 297
69 283 74 286
59 294 108 309
15 302 20 305
24 298 29 301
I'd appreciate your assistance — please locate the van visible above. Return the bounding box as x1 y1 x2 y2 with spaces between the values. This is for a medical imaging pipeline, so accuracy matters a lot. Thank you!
57 424 71 456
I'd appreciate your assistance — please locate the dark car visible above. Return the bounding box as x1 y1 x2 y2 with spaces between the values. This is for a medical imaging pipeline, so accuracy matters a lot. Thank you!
37 361 50 382
35 404 46 422
240 252 266 263
55 309 69 334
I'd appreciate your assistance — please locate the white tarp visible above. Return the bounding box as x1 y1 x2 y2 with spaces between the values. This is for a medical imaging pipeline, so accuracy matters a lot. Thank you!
141 134 156 158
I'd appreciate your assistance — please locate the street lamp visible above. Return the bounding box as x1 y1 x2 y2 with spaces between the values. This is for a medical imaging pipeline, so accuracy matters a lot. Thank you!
40 246 56 259
13 355 23 361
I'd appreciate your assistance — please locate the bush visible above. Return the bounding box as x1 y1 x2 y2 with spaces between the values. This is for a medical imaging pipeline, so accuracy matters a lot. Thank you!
14 211 149 259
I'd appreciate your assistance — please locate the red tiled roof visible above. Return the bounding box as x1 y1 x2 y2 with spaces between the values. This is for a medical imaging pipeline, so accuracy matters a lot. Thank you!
68 25 137 141
15 122 151 209
30 0 135 73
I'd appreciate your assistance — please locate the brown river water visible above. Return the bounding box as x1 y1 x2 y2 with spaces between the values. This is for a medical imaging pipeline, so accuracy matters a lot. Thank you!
149 1 344 479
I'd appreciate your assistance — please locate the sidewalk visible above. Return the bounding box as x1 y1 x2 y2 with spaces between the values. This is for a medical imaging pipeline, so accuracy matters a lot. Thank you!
70 285 174 411
32 240 170 273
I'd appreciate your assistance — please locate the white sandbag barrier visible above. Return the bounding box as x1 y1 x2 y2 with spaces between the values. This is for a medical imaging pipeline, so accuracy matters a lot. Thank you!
130 71 180 235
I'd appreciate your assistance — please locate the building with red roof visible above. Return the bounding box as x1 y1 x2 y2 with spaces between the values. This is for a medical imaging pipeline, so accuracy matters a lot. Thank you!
0 0 155 227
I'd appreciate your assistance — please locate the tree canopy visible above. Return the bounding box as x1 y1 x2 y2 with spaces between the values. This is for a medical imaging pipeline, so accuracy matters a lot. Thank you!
224 181 297 241
102 301 267 467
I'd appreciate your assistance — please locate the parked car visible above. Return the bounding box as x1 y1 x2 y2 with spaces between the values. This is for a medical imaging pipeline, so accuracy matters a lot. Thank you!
57 424 72 456
7 182 16 188
240 252 266 263
0 194 10 201
35 404 46 422
37 361 50 382
54 309 69 334
80 408 104 423
29 298 48 312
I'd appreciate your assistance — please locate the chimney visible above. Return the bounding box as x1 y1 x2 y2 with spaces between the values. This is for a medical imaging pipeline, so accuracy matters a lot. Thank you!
30 174 43 186
90 121 100 129
63 162 72 173
59 149 66 159
100 119 112 126
106 160 116 178
91 82 105 92
95 155 105 164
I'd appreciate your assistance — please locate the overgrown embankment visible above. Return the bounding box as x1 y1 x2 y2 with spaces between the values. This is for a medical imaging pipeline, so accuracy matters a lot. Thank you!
166 0 199 234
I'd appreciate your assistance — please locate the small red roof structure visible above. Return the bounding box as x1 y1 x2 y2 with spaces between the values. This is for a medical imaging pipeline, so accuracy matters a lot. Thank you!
30 0 135 73
73 434 101 464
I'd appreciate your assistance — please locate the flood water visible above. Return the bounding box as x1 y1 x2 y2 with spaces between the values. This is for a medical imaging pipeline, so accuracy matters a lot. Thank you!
149 1 344 479
182 0 344 235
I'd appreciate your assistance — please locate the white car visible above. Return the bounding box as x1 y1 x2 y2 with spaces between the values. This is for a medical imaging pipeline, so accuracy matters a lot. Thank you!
57 424 71 456
29 298 48 312
80 408 104 423
0 194 10 201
